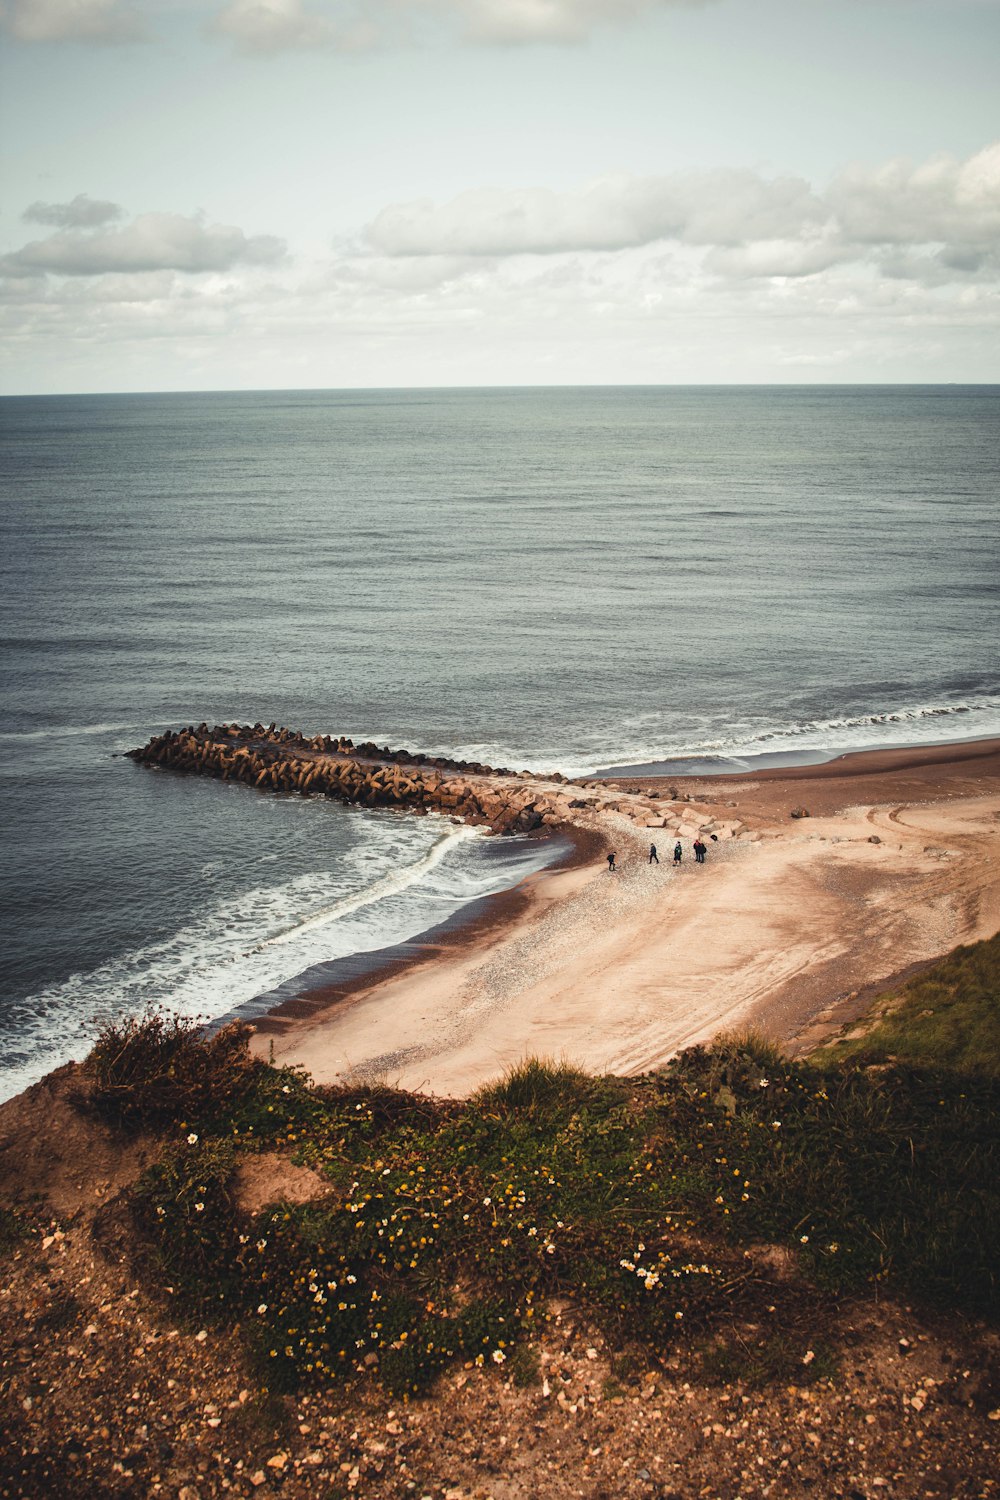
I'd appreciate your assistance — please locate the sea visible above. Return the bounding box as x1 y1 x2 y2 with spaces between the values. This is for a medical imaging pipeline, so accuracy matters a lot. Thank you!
1 386 998 1102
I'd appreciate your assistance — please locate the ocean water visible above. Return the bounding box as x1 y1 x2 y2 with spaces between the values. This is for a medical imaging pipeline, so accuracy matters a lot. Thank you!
1 385 998 1100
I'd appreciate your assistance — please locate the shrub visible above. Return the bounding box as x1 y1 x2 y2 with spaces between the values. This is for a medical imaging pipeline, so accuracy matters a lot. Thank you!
132 1134 242 1310
86 1011 261 1126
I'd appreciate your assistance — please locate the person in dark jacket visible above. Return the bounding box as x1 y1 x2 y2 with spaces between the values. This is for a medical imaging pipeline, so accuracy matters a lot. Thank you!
693 837 707 863
649 843 659 864
607 851 617 872
673 841 683 865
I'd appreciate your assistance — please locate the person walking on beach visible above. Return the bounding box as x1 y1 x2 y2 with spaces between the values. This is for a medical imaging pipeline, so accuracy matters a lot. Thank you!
649 843 659 864
607 851 617 872
673 841 683 865
693 837 707 864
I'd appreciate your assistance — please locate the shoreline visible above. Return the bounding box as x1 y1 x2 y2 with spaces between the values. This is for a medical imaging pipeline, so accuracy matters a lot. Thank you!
243 823 603 1045
256 733 1000 1041
251 733 1000 1093
4 731 997 1104
593 729 1000 781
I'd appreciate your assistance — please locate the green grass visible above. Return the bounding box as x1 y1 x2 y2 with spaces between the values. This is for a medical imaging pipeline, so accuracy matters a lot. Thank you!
83 949 999 1398
472 1057 596 1114
812 932 1000 1078
670 1034 998 1302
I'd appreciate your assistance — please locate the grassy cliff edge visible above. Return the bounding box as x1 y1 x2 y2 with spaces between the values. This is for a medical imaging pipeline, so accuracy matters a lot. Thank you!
1 935 998 1498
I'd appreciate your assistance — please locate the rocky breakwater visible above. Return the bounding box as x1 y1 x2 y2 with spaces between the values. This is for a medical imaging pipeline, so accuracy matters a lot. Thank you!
127 724 751 844
128 723 589 836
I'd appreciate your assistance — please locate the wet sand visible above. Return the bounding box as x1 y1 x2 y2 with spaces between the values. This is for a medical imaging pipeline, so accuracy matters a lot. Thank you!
252 738 1000 1094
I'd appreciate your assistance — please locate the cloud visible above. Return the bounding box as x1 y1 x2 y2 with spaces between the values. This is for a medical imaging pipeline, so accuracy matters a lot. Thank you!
23 194 123 229
364 171 822 257
828 142 1000 248
2 211 286 277
0 0 716 52
446 0 707 46
704 236 846 281
4 224 998 393
3 144 998 392
0 0 145 43
207 0 713 54
361 143 1000 286
209 0 340 54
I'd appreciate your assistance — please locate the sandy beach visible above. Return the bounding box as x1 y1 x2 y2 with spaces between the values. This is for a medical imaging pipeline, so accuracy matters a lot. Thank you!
251 738 1000 1095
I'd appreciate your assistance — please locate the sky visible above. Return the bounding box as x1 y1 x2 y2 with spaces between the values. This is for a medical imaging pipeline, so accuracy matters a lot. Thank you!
1 0 998 392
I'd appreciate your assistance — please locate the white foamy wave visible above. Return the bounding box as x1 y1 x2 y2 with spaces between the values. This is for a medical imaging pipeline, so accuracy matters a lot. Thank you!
0 720 151 743
374 695 1000 778
0 819 527 1104
256 825 478 948
655 697 1000 770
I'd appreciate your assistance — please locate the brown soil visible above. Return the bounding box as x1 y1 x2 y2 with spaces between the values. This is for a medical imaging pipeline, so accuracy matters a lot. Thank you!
1 1069 997 1500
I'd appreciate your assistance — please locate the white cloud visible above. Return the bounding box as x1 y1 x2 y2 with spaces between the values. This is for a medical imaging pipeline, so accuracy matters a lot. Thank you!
361 143 1000 286
23 194 123 228
0 0 145 43
704 236 846 280
827 143 1000 250
364 171 822 257
2 211 286 276
209 0 338 54
445 0 700 45
4 233 998 392
4 146 999 391
207 0 712 54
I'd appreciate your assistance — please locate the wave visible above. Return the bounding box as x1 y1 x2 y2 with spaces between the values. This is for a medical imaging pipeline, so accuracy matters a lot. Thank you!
0 720 152 744
674 699 1000 765
353 694 1000 779
0 820 505 1104
255 825 477 949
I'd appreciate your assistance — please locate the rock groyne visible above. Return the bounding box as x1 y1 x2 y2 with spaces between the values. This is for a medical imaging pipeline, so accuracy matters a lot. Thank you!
127 723 745 842
127 723 590 836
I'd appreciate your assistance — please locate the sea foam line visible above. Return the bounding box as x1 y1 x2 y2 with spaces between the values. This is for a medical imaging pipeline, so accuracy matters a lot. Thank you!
255 823 478 949
0 720 152 743
369 695 1000 778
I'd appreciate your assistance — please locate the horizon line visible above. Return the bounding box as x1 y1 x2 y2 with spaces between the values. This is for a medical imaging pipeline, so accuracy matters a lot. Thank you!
3 380 999 400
